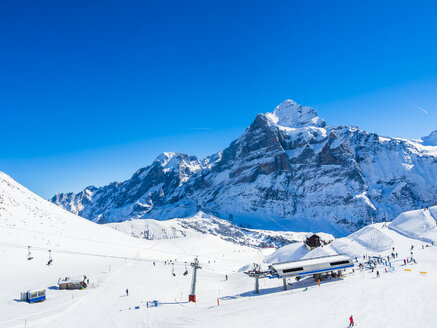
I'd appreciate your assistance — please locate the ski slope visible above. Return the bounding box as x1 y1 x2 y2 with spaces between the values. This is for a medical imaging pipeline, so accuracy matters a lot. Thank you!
1 171 437 327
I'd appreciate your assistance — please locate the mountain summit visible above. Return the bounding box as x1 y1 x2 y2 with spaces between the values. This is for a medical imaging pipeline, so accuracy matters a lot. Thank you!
265 99 326 128
50 100 437 236
422 130 437 146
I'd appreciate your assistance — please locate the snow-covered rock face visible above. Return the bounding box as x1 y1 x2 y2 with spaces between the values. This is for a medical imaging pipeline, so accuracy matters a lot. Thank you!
422 130 437 146
50 100 437 236
265 99 326 128
50 152 203 224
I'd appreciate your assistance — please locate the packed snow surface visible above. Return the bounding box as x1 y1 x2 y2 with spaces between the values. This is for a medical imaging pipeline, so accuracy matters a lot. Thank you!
2 172 437 327
389 206 437 242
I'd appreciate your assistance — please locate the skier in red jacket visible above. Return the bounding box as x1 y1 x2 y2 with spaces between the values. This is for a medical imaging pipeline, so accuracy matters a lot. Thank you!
348 315 355 327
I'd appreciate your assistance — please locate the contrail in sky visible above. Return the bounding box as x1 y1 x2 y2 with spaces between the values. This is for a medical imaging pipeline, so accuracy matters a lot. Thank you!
415 104 428 114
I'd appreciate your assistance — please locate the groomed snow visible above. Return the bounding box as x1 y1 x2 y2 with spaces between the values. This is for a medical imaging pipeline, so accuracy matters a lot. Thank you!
2 172 437 327
389 206 437 243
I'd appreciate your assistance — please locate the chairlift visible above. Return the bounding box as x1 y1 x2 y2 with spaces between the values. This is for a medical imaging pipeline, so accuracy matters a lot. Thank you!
27 246 33 260
47 250 53 266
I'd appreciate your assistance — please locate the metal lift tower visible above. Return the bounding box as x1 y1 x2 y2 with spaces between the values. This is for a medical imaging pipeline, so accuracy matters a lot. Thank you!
189 257 201 302
245 263 269 294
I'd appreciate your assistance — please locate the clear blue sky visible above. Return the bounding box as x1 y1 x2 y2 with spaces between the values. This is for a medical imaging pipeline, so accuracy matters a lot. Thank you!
1 0 436 198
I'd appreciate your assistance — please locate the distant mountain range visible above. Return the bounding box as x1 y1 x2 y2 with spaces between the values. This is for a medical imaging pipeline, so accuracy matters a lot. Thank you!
50 100 437 235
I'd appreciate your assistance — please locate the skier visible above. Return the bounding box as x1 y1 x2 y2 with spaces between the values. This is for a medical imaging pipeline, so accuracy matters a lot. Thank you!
126 289 129 296
376 270 380 278
225 274 228 281
348 315 355 327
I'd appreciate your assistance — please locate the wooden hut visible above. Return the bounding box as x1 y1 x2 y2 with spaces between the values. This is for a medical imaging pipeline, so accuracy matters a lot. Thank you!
305 234 322 250
58 276 87 290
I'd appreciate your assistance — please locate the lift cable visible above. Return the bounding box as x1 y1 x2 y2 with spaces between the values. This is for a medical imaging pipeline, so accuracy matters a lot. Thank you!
0 224 255 265
0 241 244 274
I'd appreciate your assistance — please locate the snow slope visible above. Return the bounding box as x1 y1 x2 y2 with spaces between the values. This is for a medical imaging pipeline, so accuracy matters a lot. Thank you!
2 172 437 327
389 206 437 243
107 211 314 248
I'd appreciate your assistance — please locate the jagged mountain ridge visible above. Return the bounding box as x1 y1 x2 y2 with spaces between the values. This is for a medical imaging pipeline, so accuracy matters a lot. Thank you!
51 100 437 235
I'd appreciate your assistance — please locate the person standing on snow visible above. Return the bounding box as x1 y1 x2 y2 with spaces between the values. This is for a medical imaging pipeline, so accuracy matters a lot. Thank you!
376 270 380 278
348 315 355 327
126 289 129 296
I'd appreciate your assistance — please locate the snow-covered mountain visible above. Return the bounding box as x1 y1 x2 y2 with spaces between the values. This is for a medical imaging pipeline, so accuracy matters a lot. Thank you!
0 171 143 255
106 211 330 248
50 100 437 235
422 130 437 146
2 169 437 328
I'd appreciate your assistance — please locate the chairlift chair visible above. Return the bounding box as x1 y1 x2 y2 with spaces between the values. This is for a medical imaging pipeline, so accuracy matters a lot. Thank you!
27 246 33 260
47 250 53 266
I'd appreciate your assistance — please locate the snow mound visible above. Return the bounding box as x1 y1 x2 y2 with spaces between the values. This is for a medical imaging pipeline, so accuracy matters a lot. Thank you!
265 99 326 128
301 246 338 259
329 239 362 258
389 206 437 243
346 225 394 252
264 243 308 264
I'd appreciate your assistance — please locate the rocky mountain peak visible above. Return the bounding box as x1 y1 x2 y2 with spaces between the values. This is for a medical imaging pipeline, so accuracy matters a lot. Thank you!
265 99 326 128
49 100 437 235
422 130 437 146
